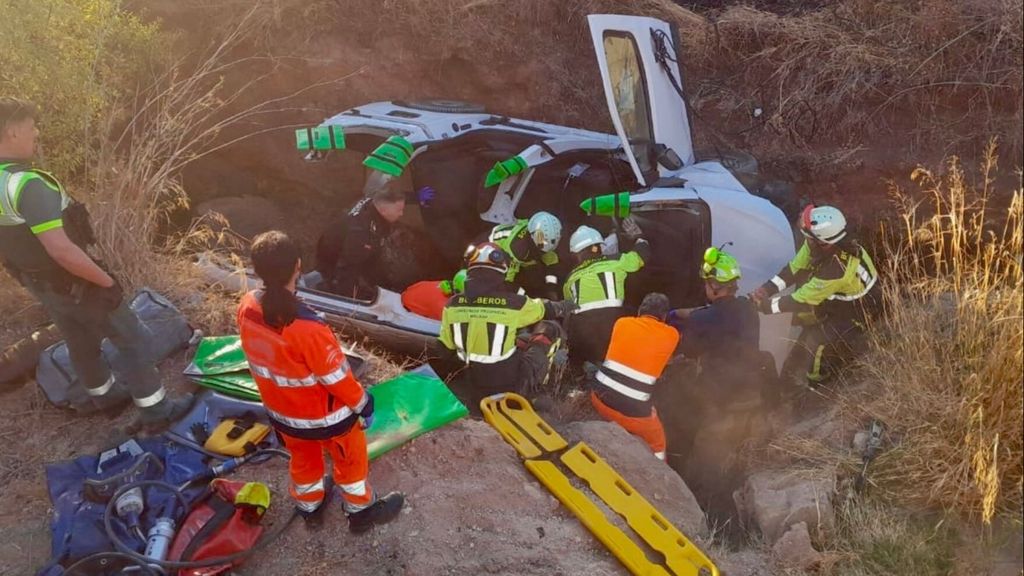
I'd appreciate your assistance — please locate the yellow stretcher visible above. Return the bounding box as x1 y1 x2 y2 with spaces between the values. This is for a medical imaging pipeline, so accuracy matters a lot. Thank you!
480 393 719 576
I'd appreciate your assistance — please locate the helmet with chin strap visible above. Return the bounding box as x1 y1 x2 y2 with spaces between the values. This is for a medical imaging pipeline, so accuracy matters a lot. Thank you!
800 205 847 245
569 225 604 254
527 211 562 253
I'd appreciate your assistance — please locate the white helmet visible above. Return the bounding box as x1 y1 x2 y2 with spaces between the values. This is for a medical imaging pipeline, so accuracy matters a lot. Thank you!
569 225 604 253
800 205 847 244
527 211 562 253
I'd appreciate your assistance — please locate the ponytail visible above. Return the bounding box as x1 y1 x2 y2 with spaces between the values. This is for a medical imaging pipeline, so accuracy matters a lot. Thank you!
251 231 301 328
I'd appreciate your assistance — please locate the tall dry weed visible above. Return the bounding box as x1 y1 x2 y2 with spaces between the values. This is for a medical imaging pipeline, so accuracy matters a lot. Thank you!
848 141 1022 522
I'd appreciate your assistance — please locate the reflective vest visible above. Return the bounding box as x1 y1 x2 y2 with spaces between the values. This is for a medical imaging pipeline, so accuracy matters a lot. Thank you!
0 163 70 228
563 250 644 313
765 240 878 314
592 315 679 417
236 291 371 440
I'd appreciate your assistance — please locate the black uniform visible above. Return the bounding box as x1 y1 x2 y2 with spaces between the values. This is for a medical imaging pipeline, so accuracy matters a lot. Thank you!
315 198 392 299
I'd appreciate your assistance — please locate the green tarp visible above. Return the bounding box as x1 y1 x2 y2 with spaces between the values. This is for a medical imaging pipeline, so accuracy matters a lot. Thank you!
183 336 468 459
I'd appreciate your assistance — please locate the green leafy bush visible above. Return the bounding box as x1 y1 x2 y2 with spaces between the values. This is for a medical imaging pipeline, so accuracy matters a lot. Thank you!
0 0 161 177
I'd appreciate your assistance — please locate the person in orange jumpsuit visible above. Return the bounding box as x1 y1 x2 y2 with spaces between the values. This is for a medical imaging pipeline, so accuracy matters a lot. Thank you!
588 292 679 460
237 230 403 531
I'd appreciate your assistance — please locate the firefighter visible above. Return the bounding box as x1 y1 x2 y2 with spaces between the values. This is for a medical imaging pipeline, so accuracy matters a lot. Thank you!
314 188 406 299
751 205 878 386
0 98 191 426
588 292 679 460
485 211 562 296
238 230 403 531
666 247 771 520
437 242 575 410
563 217 649 366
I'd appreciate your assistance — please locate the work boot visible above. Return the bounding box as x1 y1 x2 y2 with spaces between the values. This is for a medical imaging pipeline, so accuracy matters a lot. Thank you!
348 492 404 534
123 393 196 435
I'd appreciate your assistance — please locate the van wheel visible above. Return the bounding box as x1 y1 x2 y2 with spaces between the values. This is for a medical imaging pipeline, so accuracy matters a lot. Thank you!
394 99 487 114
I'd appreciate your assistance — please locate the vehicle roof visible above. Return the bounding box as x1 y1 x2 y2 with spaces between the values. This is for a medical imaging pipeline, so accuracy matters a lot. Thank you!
323 101 621 147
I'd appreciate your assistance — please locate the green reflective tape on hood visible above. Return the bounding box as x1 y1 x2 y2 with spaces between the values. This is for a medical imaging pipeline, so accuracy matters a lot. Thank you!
363 135 414 177
580 192 630 218
484 156 528 188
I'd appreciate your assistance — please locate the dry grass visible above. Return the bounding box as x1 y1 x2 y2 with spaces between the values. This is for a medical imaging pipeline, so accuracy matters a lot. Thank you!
681 0 1023 157
843 141 1023 523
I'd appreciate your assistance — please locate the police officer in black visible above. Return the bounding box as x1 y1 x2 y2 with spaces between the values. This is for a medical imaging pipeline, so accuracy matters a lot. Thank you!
0 97 191 427
314 187 406 299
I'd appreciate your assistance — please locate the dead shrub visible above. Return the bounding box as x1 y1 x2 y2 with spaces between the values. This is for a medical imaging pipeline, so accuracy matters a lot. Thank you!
846 141 1023 522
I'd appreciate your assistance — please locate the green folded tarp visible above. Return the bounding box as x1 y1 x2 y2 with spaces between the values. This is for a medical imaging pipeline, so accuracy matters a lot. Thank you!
183 336 468 459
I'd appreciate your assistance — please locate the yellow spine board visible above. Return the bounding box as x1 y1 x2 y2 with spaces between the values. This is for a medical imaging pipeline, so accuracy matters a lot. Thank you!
560 443 720 576
495 393 568 453
480 395 543 459
525 459 672 576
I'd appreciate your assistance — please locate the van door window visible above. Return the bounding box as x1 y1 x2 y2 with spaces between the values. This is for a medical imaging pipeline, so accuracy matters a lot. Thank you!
603 32 654 174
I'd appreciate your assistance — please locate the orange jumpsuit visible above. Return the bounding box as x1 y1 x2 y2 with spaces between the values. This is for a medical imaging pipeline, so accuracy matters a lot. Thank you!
589 315 679 460
237 292 375 513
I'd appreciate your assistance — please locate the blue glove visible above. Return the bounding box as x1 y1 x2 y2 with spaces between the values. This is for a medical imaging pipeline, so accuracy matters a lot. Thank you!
360 414 374 430
416 186 436 208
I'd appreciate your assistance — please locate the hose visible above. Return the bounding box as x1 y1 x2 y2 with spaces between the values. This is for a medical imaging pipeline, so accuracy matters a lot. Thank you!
100 479 299 571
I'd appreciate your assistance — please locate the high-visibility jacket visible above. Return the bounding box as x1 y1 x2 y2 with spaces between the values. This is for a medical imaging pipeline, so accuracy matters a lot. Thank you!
591 315 679 417
563 240 648 312
237 291 372 440
488 219 559 283
761 239 878 316
439 276 549 388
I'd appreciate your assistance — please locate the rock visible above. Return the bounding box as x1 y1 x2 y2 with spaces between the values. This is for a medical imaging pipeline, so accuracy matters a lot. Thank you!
852 431 868 454
734 470 835 544
772 522 822 571
562 420 709 540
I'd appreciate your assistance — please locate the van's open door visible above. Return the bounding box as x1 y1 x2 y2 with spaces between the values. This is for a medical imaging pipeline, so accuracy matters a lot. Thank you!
588 15 695 185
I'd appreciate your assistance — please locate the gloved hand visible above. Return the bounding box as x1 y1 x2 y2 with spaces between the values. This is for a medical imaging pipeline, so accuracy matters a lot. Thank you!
750 285 770 305
546 299 579 319
757 295 775 315
416 186 436 208
90 279 124 311
619 215 643 240
360 413 374 430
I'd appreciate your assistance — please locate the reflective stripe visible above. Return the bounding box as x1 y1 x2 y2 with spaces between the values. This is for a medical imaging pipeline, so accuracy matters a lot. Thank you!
770 275 787 291
267 405 354 429
770 297 782 314
295 499 321 512
30 218 62 234
490 323 507 359
602 358 657 385
318 360 351 385
456 347 517 365
654 451 666 461
294 478 324 496
339 480 368 496
133 386 167 408
596 371 651 402
544 275 558 285
452 322 465 353
86 375 115 397
575 298 624 313
250 362 317 388
354 392 370 413
601 271 616 299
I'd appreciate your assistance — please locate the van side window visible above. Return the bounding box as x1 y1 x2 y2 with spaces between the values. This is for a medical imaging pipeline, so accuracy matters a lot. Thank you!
603 32 654 173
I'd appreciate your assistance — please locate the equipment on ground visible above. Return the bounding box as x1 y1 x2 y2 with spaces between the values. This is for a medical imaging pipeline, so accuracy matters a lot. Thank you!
799 204 847 244
854 420 885 493
481 393 719 576
580 191 631 219
527 211 562 253
204 414 271 457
